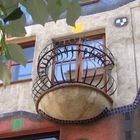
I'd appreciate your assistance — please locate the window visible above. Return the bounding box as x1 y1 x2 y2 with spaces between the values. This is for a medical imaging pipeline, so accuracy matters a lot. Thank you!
125 131 132 140
53 34 107 92
11 42 34 82
125 112 131 120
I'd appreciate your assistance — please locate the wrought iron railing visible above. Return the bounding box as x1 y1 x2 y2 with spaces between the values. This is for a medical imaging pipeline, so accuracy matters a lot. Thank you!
33 39 116 102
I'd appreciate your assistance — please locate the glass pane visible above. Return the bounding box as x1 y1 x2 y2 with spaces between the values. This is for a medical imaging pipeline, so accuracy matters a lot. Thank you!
23 46 34 61
55 61 76 81
84 39 103 46
12 63 32 81
57 45 77 62
83 39 103 57
83 58 103 70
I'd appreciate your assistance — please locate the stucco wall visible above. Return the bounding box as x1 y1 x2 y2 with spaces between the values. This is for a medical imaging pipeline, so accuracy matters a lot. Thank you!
0 0 140 114
0 82 35 113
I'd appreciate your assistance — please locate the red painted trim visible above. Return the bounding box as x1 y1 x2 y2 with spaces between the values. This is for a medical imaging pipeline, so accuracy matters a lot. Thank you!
0 126 60 139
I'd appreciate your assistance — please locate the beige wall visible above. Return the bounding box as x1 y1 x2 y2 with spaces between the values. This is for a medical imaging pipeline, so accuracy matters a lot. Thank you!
0 82 36 113
0 0 140 114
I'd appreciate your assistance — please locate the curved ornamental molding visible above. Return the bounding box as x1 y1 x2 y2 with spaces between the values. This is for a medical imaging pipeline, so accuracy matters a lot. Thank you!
32 38 117 123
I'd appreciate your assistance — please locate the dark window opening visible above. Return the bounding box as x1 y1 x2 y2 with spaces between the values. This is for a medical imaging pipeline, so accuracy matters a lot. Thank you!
3 131 59 140
125 112 131 120
125 131 132 140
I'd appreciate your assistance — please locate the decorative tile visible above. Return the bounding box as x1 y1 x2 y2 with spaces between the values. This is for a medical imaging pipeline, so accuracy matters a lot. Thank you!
12 118 24 130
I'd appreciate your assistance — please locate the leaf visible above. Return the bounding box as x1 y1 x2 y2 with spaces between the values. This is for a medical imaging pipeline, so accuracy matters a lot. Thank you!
66 0 81 26
0 31 11 60
4 7 23 23
47 0 68 21
4 14 26 36
0 20 4 30
2 43 11 60
20 0 48 25
0 59 11 85
0 4 7 15
0 0 18 15
6 44 27 65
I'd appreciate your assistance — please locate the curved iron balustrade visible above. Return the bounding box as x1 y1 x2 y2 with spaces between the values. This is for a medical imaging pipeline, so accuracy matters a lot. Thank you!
32 39 117 102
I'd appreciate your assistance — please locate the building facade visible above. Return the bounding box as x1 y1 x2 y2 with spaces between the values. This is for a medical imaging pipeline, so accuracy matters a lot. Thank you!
0 0 140 139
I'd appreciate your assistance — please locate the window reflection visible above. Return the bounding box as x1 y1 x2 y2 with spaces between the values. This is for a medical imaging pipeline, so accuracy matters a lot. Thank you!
57 45 77 62
11 46 34 81
55 61 76 81
11 63 32 80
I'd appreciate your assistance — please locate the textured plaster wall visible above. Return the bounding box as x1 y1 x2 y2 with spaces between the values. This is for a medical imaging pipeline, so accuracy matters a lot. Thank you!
131 6 140 88
0 82 35 114
0 0 140 114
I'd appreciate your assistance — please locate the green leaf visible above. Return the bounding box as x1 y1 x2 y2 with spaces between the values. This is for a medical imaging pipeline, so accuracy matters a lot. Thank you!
4 14 26 36
4 7 23 23
0 4 7 15
20 0 48 25
47 0 68 21
6 44 27 65
0 0 18 15
0 59 11 85
1 31 11 60
0 20 4 30
66 0 81 26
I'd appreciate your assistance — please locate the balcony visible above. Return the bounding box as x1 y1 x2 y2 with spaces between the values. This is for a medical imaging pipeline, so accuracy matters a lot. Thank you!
32 38 116 123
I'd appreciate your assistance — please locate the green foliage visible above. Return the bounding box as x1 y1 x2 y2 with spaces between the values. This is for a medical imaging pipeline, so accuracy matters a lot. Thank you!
0 60 11 85
0 0 81 85
20 0 49 25
0 0 18 14
5 13 26 36
1 32 11 59
6 44 28 65
66 0 81 26
0 4 7 16
4 7 23 22
47 0 68 21
20 0 81 26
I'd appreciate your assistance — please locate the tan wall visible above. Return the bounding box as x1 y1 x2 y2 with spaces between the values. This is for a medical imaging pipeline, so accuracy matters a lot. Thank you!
0 82 35 113
0 0 140 114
